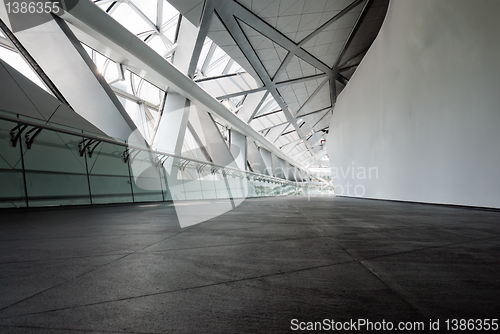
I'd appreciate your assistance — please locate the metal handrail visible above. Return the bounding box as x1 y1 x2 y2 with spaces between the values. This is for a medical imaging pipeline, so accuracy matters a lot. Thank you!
0 111 310 186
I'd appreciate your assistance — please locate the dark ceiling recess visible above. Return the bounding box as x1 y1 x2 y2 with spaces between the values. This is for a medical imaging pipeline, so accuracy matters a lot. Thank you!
336 0 390 85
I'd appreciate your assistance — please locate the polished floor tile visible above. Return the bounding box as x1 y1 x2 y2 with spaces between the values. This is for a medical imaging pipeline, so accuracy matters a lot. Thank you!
0 196 499 333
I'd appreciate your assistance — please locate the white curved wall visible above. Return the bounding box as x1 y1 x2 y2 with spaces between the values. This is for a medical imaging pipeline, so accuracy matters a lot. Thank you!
327 0 500 208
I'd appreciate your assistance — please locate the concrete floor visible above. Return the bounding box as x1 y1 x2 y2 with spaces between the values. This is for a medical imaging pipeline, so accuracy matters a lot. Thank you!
0 196 499 333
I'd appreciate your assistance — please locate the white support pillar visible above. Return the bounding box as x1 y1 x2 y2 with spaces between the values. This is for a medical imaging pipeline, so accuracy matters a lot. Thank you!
188 106 236 168
172 17 200 75
152 92 190 155
247 141 265 174
273 155 287 180
259 147 273 177
237 91 267 123
229 129 247 171
287 163 296 182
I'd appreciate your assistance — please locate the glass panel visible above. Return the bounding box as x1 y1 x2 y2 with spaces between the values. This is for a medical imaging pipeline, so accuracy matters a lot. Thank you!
226 174 243 199
158 164 171 201
0 119 26 208
181 166 203 200
213 172 229 199
103 59 119 82
0 47 49 92
239 176 249 199
247 177 257 198
1 119 318 208
86 142 133 204
22 129 90 207
129 151 164 202
198 168 217 199
163 163 186 201
130 0 157 23
146 35 168 57
112 4 153 36
138 79 162 106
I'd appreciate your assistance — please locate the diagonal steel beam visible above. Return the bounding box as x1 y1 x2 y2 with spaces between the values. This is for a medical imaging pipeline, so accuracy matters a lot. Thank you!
247 91 270 121
213 0 354 165
311 109 333 132
333 0 373 70
205 54 230 75
280 129 297 137
336 73 349 86
61 0 310 173
224 0 332 75
216 86 265 100
187 0 216 78
294 78 329 117
275 73 328 86
298 0 366 47
156 0 163 30
298 106 332 119
195 72 239 83
214 5 316 154
329 76 338 110
272 0 365 82
256 121 289 133
222 58 234 74
339 63 361 72
128 1 158 33
216 73 327 100
253 109 282 119
338 46 370 68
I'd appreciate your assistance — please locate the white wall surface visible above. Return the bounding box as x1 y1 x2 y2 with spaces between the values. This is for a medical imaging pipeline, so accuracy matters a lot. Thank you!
327 0 500 208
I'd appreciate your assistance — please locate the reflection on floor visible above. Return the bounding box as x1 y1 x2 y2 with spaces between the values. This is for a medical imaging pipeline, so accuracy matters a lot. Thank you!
0 196 499 333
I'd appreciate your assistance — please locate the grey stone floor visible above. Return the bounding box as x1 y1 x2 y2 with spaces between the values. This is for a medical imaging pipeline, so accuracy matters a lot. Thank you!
0 196 499 333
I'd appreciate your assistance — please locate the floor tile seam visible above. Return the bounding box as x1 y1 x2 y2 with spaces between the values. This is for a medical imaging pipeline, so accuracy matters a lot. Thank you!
316 222 435 229
314 227 438 239
341 235 500 262
286 203 344 248
138 235 338 253
327 229 494 243
0 232 182 243
358 259 438 319
0 252 132 265
0 324 155 334
328 237 471 243
195 219 318 223
0 229 194 313
0 259 358 320
307 221 499 318
0 253 132 313
287 202 326 227
0 224 334 264
424 227 500 239
190 224 321 231
190 221 320 230
0 219 177 225
356 259 500 265
0 228 198 264
321 205 439 312
0 218 180 224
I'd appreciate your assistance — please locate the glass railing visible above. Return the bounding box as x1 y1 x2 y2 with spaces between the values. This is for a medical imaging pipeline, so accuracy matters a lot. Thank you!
0 110 325 209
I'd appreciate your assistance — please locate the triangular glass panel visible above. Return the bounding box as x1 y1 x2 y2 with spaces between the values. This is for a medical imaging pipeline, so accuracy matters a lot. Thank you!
206 13 260 82
238 19 288 79
296 81 332 117
275 54 324 82
301 0 366 67
277 77 324 114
